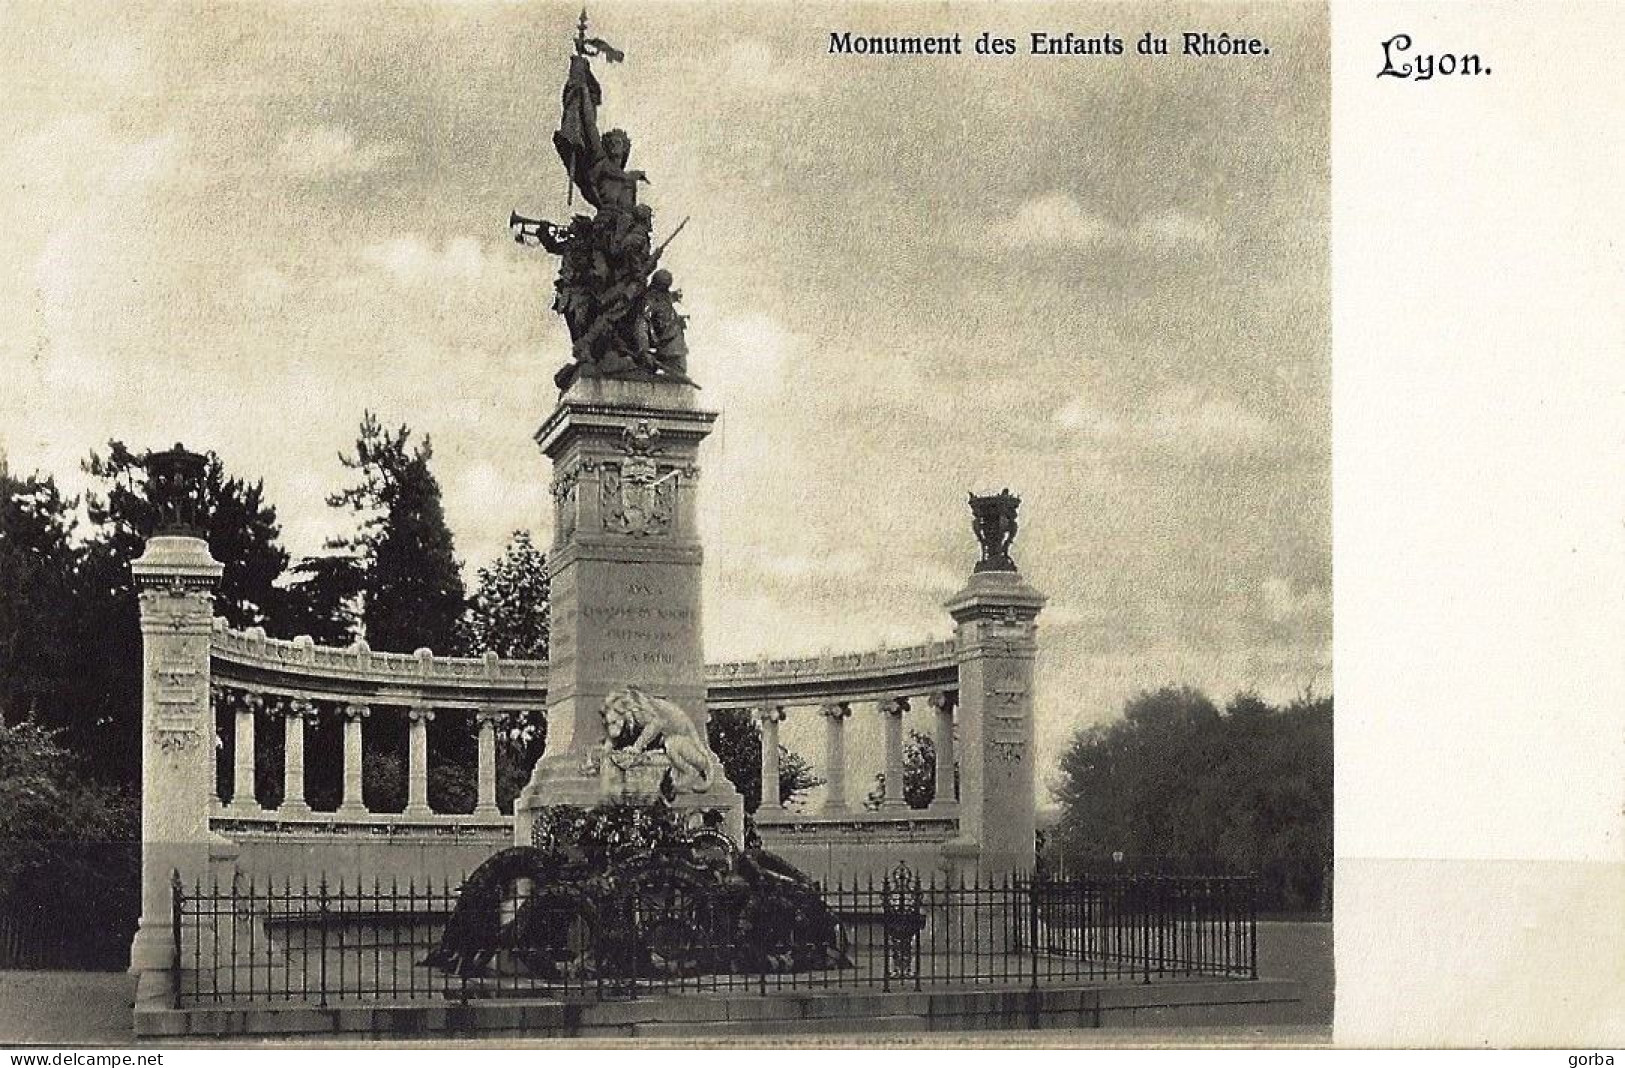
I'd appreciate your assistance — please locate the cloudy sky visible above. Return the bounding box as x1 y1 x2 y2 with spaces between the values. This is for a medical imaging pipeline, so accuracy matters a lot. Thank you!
0 1 1329 798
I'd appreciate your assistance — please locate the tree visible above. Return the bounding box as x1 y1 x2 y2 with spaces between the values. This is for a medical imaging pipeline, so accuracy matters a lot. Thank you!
63 442 294 784
328 413 466 654
0 469 82 727
462 530 550 658
863 730 953 810
0 717 140 966
1051 685 1333 912
275 553 365 645
83 441 291 630
706 709 824 813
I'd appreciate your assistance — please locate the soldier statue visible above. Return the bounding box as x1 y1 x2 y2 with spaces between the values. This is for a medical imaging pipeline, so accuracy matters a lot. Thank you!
510 11 694 390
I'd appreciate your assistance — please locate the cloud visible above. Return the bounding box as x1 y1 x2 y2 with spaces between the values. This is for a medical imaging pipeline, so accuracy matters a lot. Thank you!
686 307 800 405
358 234 489 286
1006 192 1114 249
1261 576 1326 626
1053 391 1275 455
717 39 812 98
1135 208 1217 257
992 193 1217 257
276 124 403 177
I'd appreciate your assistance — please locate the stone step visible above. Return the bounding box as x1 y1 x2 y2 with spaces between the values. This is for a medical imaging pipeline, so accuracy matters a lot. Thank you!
628 1013 932 1038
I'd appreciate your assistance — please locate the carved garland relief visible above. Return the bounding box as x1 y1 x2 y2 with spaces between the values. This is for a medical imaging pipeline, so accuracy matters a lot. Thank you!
152 637 207 754
988 663 1030 763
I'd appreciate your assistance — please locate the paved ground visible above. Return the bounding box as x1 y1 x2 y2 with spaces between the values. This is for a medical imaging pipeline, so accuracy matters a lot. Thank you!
0 921 1333 1046
0 971 137 1046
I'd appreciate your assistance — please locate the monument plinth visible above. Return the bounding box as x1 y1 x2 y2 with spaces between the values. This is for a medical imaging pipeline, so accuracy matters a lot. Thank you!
514 376 744 844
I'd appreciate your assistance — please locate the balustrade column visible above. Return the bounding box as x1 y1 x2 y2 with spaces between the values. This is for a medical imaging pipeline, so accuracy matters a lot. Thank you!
929 690 959 811
406 705 434 817
475 711 501 816
755 706 787 810
339 703 369 816
880 697 910 809
281 699 312 814
820 702 852 813
228 691 262 812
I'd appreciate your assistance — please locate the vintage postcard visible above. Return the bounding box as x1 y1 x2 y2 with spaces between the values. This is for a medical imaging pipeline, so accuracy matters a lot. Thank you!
0 0 1619 1054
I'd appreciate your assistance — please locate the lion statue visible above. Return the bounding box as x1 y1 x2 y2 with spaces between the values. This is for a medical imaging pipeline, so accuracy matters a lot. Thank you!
600 686 714 793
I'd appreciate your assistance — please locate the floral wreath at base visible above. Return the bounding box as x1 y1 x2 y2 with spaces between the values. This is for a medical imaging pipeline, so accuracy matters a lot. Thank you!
423 800 849 983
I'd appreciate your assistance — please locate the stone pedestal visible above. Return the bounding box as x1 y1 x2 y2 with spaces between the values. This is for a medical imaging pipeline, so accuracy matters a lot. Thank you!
514 376 744 844
128 535 235 1011
941 568 1045 879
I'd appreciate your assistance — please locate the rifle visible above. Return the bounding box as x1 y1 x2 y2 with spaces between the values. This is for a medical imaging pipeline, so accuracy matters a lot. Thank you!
651 216 691 263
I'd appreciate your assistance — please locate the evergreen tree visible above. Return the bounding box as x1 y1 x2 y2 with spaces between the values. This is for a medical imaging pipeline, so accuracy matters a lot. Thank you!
83 441 291 629
327 413 466 654
0 468 82 726
275 553 365 645
463 530 550 658
65 442 293 784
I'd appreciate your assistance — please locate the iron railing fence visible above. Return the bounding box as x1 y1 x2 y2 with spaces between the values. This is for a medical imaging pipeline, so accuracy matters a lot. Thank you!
171 869 1257 1009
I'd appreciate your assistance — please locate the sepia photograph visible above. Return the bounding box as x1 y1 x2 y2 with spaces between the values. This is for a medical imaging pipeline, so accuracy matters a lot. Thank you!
0 0 1335 1046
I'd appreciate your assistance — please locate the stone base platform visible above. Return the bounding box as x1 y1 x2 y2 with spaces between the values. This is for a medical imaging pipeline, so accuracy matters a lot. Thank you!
134 978 1300 1039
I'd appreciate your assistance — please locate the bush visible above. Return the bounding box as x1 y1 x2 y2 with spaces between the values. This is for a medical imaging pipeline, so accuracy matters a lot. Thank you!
0 718 140 968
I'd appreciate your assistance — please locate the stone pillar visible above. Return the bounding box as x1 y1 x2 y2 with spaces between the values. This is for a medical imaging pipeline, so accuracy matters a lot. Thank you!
928 690 959 813
226 690 262 813
943 569 1045 879
338 703 369 816
127 519 225 1011
475 711 501 816
820 701 852 814
755 705 787 812
280 699 312 815
406 705 434 817
513 376 743 845
879 697 910 809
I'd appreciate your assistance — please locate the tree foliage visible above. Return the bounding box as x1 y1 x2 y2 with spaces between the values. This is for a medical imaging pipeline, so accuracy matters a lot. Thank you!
0 717 140 965
83 441 291 630
1052 686 1333 912
707 709 824 813
0 469 82 727
23 442 296 783
327 413 466 654
463 530 550 659
275 553 365 646
863 729 953 810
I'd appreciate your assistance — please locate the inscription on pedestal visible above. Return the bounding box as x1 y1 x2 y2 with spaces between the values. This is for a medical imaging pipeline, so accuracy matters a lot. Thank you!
577 569 702 685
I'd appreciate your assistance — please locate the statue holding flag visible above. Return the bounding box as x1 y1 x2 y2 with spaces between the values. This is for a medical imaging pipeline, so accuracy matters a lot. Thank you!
512 10 693 390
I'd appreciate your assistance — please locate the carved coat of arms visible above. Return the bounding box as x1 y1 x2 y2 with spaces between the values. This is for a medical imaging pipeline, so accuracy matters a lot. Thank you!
601 421 676 537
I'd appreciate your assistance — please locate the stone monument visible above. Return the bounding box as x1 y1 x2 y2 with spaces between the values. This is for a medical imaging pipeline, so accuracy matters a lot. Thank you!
942 489 1046 878
126 445 237 1010
512 13 743 845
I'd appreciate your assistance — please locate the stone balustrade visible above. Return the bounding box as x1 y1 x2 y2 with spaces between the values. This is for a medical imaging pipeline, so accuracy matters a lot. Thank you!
211 619 957 708
207 622 960 831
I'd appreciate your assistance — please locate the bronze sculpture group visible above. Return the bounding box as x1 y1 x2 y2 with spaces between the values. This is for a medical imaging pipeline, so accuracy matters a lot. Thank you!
512 12 691 390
